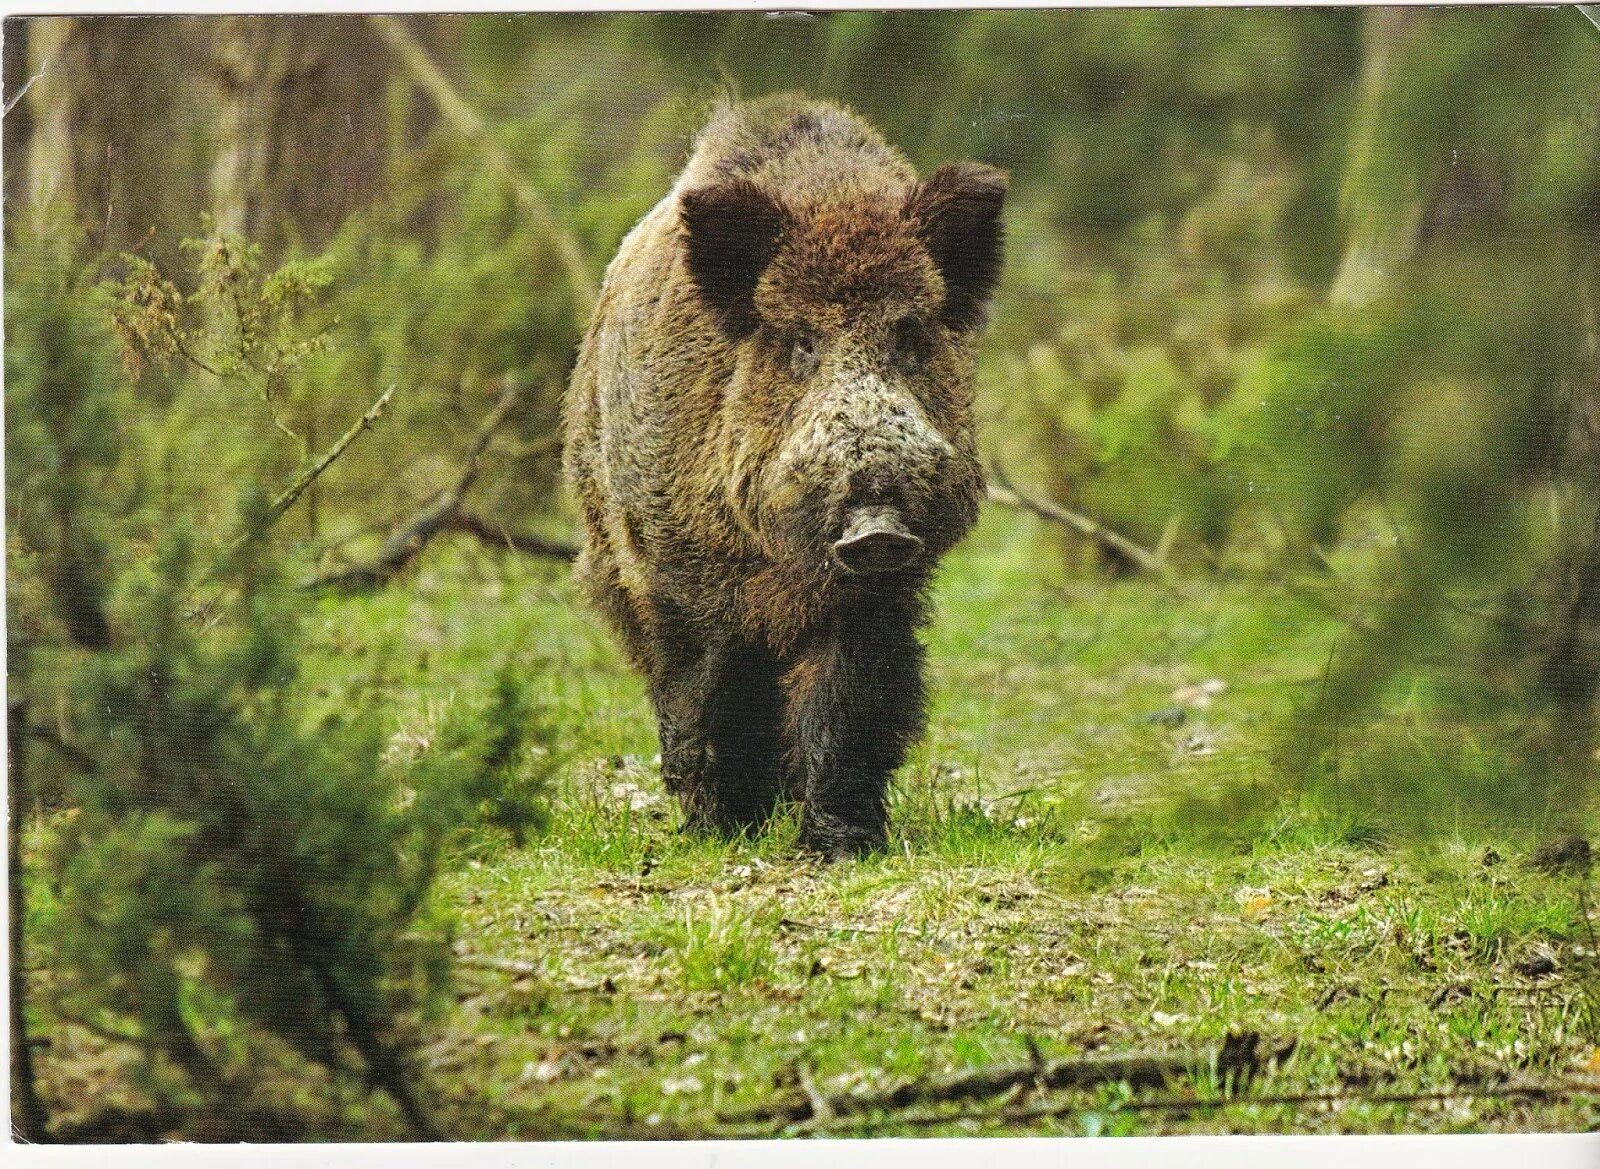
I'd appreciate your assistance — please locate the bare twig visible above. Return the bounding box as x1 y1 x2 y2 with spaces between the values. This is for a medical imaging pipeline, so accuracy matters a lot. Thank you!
367 15 596 319
24 719 99 776
262 384 397 532
182 384 399 610
985 462 1172 581
306 497 450 593
4 58 48 117
798 1064 836 1123
778 917 901 938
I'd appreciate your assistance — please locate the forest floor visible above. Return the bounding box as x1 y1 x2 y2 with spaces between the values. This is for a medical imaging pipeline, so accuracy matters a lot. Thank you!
28 509 1600 1138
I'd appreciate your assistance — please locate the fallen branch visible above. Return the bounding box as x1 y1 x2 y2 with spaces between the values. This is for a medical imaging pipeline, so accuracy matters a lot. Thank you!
1108 1080 1564 1116
798 1065 837 1124
985 461 1168 577
309 383 571 591
309 494 463 593
368 15 596 319
784 1079 1565 1135
778 917 903 938
454 952 621 994
722 1030 1281 1128
446 512 578 561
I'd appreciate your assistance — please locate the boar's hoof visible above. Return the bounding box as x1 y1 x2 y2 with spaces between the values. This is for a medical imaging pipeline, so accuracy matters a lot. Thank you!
833 506 923 574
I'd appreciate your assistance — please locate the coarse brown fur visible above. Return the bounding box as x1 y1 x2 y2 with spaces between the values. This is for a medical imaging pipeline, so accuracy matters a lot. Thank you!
563 94 1006 856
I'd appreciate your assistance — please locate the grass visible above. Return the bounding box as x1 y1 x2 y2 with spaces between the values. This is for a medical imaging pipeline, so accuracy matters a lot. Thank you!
27 507 1600 1137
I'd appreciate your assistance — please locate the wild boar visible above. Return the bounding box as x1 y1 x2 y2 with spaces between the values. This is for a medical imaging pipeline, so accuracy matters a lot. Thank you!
563 94 1005 857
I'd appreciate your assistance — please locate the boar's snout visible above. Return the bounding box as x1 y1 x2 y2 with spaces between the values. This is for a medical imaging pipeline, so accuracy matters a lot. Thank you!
833 505 924 574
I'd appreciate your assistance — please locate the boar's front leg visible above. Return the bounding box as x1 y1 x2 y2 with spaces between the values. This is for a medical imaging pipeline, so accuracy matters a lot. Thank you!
783 601 927 858
649 620 785 836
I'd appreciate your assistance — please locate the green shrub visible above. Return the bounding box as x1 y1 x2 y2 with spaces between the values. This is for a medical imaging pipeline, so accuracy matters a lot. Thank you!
7 212 551 1137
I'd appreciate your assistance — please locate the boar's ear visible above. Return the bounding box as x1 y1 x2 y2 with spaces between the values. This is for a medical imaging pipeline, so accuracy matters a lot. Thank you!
680 180 789 339
905 162 1008 330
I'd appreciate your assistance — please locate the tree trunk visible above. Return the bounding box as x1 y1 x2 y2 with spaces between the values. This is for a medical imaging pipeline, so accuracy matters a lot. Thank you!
207 15 391 258
20 17 202 256
21 17 78 216
3 18 35 225
1328 8 1426 309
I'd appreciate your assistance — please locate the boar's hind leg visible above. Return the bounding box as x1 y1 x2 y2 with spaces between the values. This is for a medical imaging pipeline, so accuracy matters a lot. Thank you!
783 607 927 859
650 627 785 836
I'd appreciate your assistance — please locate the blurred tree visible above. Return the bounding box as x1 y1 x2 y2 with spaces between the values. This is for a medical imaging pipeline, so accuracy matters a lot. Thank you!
7 210 555 1136
1257 7 1600 824
1328 8 1425 310
19 17 208 261
207 16 393 258
3 19 35 220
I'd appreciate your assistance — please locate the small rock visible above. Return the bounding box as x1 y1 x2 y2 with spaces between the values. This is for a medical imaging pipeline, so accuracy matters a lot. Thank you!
522 1059 563 1084
1144 706 1187 728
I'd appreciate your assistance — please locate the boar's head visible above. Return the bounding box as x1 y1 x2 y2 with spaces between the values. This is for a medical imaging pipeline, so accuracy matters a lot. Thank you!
679 162 1006 578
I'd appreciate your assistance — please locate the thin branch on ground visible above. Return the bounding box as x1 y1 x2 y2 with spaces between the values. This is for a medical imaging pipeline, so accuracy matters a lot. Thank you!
779 1079 1566 1135
721 1030 1282 1128
798 1064 836 1123
985 461 1175 584
778 917 904 938
456 953 539 978
368 14 597 319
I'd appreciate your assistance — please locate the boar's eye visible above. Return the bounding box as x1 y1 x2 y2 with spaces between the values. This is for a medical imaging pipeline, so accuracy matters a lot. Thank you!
889 316 930 373
789 331 821 380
